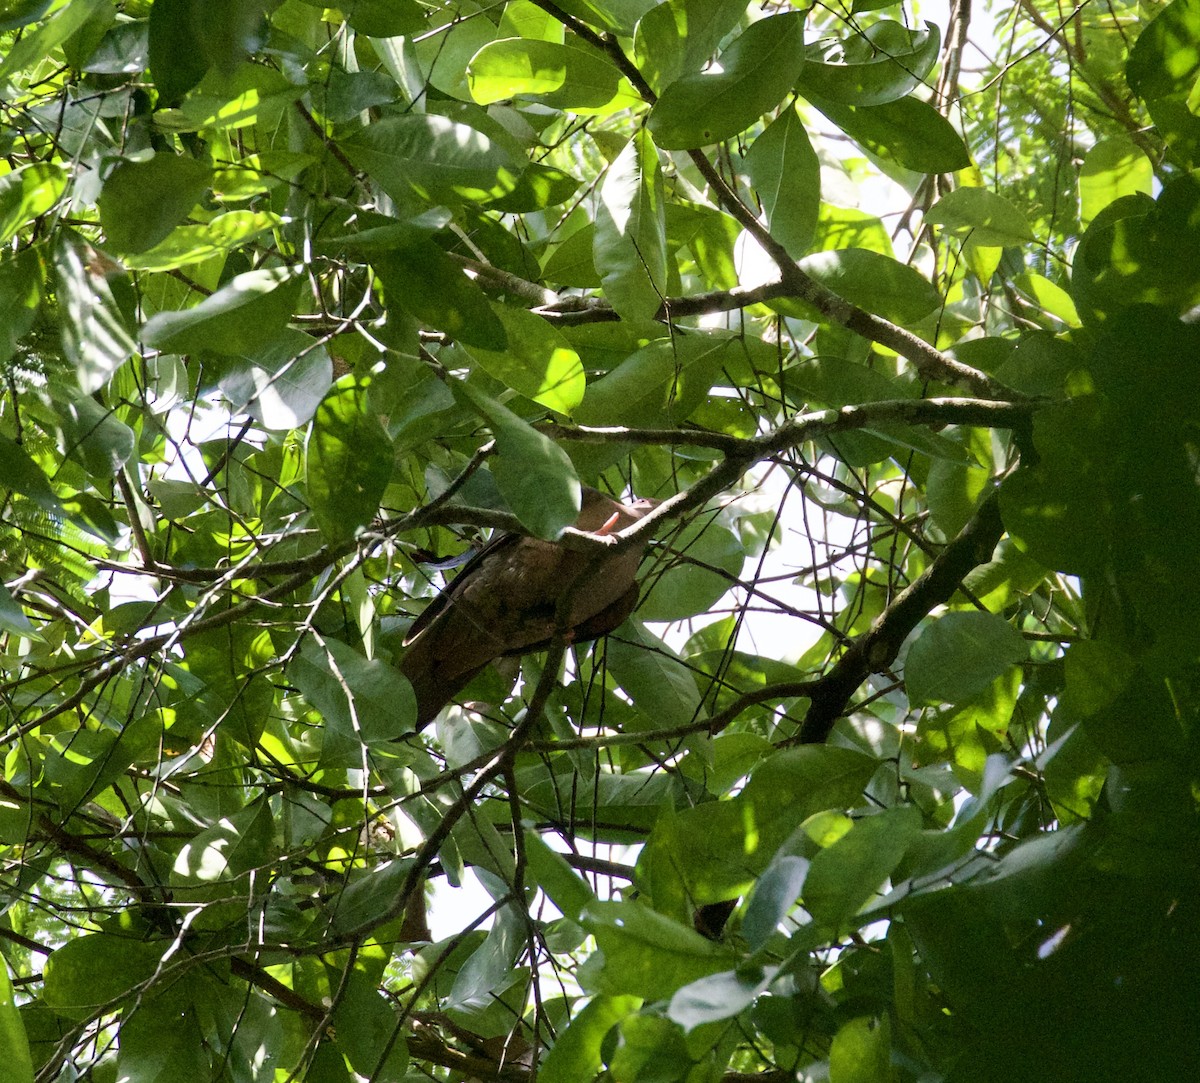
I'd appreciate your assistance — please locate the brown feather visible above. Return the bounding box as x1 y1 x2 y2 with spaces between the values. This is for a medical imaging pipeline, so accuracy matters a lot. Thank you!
399 488 657 730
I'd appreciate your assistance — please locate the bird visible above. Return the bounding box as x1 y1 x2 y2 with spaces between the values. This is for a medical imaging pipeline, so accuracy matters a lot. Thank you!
398 487 659 730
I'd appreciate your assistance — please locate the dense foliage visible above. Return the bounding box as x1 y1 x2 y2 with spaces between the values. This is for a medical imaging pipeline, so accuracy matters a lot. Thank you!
2 0 1198 1080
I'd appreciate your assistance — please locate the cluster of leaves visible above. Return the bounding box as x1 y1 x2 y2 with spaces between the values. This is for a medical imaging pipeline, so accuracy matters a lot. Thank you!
1 0 1198 1081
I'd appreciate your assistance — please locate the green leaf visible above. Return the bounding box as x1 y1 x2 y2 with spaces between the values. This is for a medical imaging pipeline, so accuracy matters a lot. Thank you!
0 0 104 81
217 327 334 430
464 305 586 415
43 935 166 1018
305 376 394 544
540 995 641 1083
0 433 61 512
742 856 809 951
905 611 1028 706
0 248 41 366
523 829 597 921
742 104 820 258
796 248 940 325
633 0 750 92
171 797 275 885
141 267 303 355
122 209 283 272
54 234 138 393
148 0 209 102
668 966 774 1029
343 0 423 36
829 1015 891 1083
0 958 34 1083
454 379 582 539
340 114 522 204
582 900 736 999
372 241 508 350
0 582 39 639
292 638 417 759
575 334 738 427
1071 176 1200 323
804 806 921 928
926 187 1036 247
796 21 941 107
117 986 209 1081
333 970 409 1080
647 11 807 149
638 518 743 621
468 38 638 113
594 128 668 321
1079 137 1154 229
98 154 212 253
56 394 135 478
810 94 971 173
0 163 66 245
605 622 702 726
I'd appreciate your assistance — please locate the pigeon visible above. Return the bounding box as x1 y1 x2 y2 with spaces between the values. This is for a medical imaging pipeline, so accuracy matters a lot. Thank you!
399 487 658 729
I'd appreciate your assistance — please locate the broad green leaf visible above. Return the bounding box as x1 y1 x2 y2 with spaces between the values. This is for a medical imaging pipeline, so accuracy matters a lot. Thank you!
173 62 304 132
575 334 738 427
411 6 499 99
0 582 39 639
0 0 104 81
633 0 751 91
829 1015 891 1083
454 380 581 539
43 935 167 1018
639 518 743 621
1071 176 1200 323
121 209 282 271
0 959 33 1083
305 376 394 544
543 222 602 287
463 305 586 415
552 0 658 34
55 394 135 478
171 797 275 885
489 161 580 212
117 987 208 1081
142 267 302 355
796 21 940 107
0 433 61 511
647 11 807 149
98 154 212 253
810 94 971 173
468 38 638 113
333 971 409 1079
343 0 423 36
604 621 702 727
594 128 668 320
372 241 508 350
742 105 820 258
804 806 921 927
742 856 809 951
796 248 940 325
217 327 334 431
582 900 736 999
926 187 1036 247
905 611 1028 706
540 995 641 1083
447 905 525 1010
340 114 522 204
148 0 209 102
523 830 597 921
669 966 774 1029
1079 137 1154 228
53 234 138 393
0 163 66 245
1012 272 1081 328
0 248 41 365
292 638 417 758
1127 0 1200 105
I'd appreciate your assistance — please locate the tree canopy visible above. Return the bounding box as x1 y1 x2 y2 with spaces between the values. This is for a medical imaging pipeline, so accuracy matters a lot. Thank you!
1 0 1199 1080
